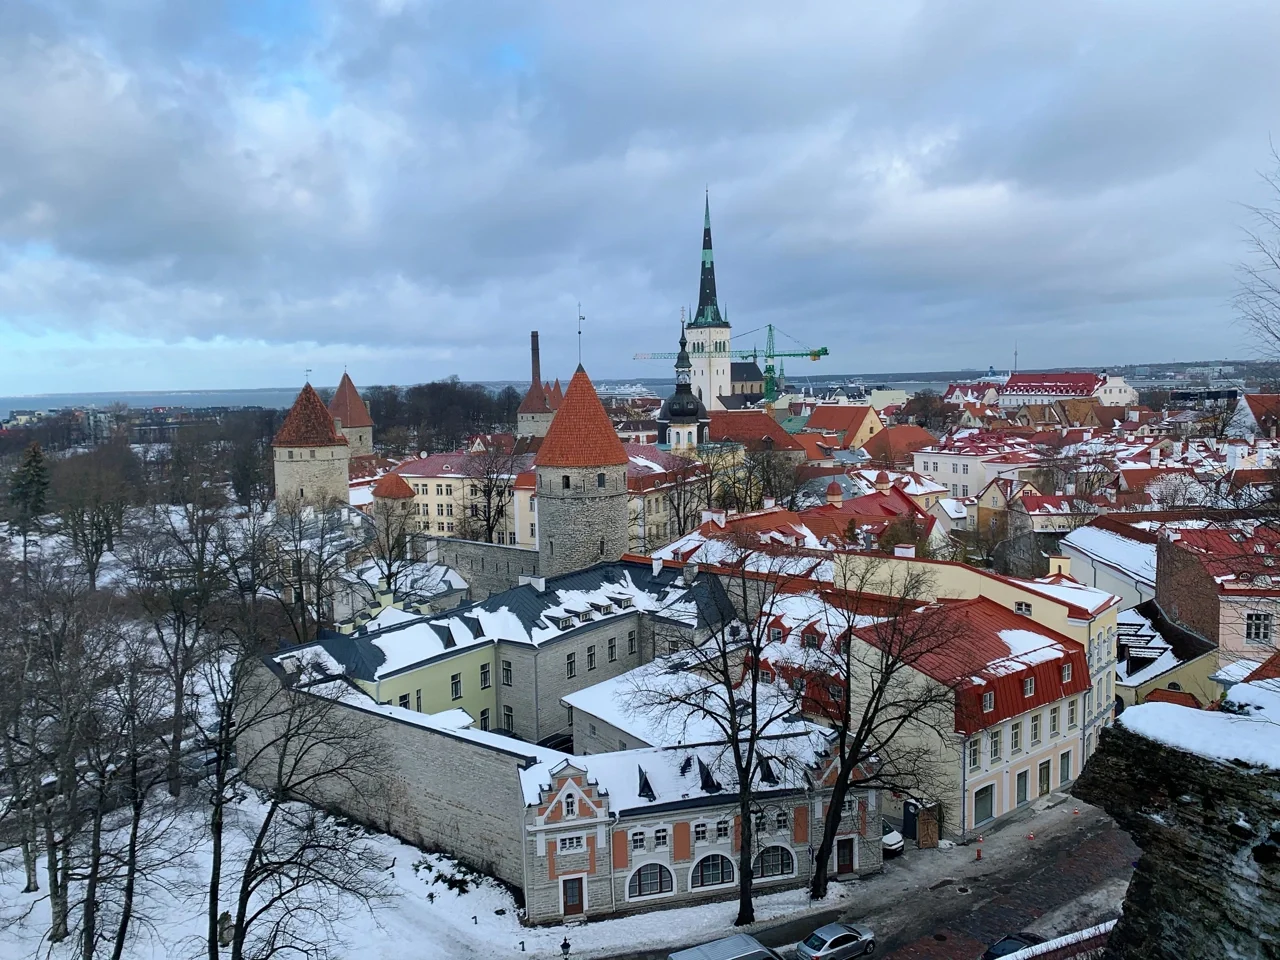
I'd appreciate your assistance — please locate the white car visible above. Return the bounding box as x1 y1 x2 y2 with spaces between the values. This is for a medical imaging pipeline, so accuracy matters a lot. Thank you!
881 819 905 857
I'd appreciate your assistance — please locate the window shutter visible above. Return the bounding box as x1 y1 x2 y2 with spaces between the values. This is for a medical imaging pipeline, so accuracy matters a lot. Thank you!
612 830 628 870
792 805 809 844
674 822 692 861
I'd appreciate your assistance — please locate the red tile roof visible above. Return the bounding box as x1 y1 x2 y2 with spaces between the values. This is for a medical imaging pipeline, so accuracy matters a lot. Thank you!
550 379 564 410
1169 525 1280 593
804 404 876 444
518 379 551 415
1001 373 1105 397
708 410 803 452
858 424 935 464
1245 651 1280 683
328 372 373 429
273 384 348 448
1245 394 1280 430
1143 688 1203 708
372 472 415 499
534 365 629 468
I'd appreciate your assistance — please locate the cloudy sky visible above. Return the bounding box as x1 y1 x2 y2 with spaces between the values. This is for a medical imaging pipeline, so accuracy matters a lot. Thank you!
2 0 1278 394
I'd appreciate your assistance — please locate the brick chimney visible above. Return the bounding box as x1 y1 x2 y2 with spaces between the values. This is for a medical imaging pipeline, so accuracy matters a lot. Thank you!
530 331 542 387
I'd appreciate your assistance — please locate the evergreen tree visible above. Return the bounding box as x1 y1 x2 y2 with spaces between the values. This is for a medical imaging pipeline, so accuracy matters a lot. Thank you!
9 441 50 576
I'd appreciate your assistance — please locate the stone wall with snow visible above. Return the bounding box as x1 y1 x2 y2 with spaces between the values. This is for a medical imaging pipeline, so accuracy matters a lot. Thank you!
1072 683 1280 960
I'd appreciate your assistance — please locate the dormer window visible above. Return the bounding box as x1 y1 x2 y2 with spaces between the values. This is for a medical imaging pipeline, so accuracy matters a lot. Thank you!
614 596 633 610
982 691 994 712
1014 601 1032 616
578 612 593 624
802 632 819 648
1023 677 1035 697
770 627 783 643
556 616 574 630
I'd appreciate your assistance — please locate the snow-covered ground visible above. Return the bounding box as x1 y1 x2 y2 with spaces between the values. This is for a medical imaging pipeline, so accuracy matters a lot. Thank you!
0 796 853 960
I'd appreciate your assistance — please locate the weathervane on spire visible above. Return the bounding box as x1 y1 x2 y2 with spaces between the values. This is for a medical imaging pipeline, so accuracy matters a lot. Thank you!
305 367 312 383
577 303 584 363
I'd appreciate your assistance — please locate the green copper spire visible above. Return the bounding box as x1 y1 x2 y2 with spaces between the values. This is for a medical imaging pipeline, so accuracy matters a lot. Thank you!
689 191 727 328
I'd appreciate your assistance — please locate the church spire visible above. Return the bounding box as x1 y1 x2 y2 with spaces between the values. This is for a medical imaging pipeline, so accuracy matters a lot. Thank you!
690 191 726 327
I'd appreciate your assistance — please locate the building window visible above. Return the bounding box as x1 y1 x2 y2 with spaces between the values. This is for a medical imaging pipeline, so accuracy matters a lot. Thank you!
1015 601 1032 615
694 823 708 842
1050 706 1060 736
968 739 980 770
608 637 617 662
691 854 735 888
450 674 462 700
566 653 576 679
630 832 645 851
562 475 571 490
628 630 637 655
952 464 958 474
502 660 512 686
752 846 795 879
309 449 316 459
774 811 788 831
760 669 774 683
1062 663 1073 684
754 812 767 835
716 820 729 840
962 484 969 496
480 663 491 689
802 632 819 648
1246 612 1273 644
628 863 673 898
530 523 536 539
618 739 627 750
951 484 958 496
1031 713 1042 743
587 645 596 670
398 693 409 709
654 828 668 848
770 627 783 642
1011 721 1022 753
415 689 422 712
435 484 443 496
564 795 576 817
989 729 1002 761
597 472 606 488
479 708 490 731
503 706 514 731
841 796 855 815
982 691 994 712
1023 677 1035 698
558 835 584 853
1060 750 1072 784
1068 699 1078 728
962 463 969 475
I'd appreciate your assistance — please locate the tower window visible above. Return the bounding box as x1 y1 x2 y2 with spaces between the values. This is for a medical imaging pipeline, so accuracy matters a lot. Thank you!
599 539 605 555
597 472 606 488
562 475 571 490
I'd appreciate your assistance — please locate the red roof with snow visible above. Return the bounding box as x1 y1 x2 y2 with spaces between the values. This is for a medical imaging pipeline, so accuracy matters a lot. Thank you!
858 424 935 463
273 384 348 448
1001 373 1105 398
328 372 373 429
534 366 629 468
708 410 803 452
1143 688 1203 708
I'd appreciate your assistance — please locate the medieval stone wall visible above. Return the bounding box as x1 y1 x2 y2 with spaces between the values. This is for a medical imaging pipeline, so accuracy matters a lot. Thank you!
536 464 629 579
1072 724 1279 960
434 538 540 598
273 445 351 504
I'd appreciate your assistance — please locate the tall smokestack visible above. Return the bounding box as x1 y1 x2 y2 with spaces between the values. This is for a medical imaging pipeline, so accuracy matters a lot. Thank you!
530 331 542 388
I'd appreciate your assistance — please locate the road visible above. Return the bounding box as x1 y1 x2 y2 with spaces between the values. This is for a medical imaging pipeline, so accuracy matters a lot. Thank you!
605 796 1137 960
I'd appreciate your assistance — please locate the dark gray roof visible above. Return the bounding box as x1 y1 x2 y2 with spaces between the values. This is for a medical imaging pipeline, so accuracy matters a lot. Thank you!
731 361 763 382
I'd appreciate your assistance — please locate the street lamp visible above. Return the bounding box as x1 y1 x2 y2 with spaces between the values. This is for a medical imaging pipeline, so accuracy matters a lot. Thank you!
560 937 572 957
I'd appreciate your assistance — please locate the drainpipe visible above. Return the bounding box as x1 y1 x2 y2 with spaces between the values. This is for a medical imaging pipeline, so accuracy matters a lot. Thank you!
959 738 968 840
607 811 619 914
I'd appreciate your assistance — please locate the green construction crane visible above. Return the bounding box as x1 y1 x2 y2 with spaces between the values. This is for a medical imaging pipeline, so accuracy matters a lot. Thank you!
634 322 828 401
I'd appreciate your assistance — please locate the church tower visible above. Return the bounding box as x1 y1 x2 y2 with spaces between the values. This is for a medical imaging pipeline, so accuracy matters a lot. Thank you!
534 365 629 577
657 321 709 456
273 383 351 505
328 372 375 457
685 194 732 412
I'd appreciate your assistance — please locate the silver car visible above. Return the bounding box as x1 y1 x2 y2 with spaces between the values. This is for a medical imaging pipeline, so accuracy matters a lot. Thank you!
795 922 876 960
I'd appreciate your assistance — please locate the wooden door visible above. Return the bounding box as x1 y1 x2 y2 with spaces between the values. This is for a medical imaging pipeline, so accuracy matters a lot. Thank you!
837 837 854 874
562 877 583 916
1038 760 1051 797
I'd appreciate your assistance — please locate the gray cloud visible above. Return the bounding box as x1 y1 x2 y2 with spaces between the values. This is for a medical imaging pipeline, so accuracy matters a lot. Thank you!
0 0 1277 391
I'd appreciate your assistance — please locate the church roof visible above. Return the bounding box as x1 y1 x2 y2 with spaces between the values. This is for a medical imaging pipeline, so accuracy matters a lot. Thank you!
535 365 629 468
328 372 373 429
273 384 348 448
688 194 728 328
371 472 415 500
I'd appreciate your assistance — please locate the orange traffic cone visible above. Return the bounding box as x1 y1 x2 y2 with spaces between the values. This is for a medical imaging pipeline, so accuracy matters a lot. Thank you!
1073 806 1080 815
1027 831 1036 841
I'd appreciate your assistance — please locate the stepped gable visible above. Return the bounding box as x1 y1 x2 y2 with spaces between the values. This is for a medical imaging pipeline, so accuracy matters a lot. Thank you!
371 472 415 499
273 384 347 448
534 365 628 468
329 372 373 428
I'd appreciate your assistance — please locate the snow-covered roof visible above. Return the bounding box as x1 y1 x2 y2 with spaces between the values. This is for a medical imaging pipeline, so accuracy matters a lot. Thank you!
1118 680 1280 770
936 497 970 520
1003 574 1119 618
1062 525 1157 587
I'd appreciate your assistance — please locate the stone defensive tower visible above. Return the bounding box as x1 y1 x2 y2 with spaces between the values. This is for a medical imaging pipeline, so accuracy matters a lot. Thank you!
328 372 375 457
273 383 351 505
534 365 629 577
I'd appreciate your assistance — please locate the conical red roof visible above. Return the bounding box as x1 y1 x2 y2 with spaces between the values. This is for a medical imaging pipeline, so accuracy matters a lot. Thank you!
534 365 628 468
550 379 564 410
518 379 551 415
372 472 415 499
273 384 348 448
329 372 373 428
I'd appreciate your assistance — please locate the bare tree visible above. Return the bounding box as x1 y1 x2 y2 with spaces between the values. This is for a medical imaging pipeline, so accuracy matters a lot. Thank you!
360 494 420 602
626 534 809 926
1237 145 1280 361
453 448 525 545
801 557 964 900
270 496 361 644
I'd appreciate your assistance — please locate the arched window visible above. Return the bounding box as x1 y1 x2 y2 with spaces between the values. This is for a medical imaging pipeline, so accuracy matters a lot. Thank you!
597 472 606 488
1167 682 1182 692
752 845 795 879
691 854 734 888
627 863 673 898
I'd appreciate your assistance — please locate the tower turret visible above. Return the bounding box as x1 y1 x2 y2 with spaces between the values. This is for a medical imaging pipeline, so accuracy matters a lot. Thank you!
273 383 351 505
657 320 710 455
685 193 732 411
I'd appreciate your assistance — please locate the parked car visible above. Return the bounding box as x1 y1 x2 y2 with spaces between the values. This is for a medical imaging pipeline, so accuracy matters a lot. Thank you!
881 819 905 857
980 933 1047 959
668 933 785 960
795 922 876 959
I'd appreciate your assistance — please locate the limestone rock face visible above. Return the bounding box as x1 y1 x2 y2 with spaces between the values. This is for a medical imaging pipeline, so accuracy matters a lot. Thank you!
1073 724 1280 960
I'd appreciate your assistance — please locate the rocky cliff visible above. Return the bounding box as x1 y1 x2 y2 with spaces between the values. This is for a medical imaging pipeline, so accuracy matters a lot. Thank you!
1073 718 1280 960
